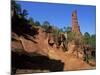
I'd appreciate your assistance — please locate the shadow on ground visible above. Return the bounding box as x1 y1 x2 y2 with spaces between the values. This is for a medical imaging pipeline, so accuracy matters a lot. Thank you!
11 51 64 74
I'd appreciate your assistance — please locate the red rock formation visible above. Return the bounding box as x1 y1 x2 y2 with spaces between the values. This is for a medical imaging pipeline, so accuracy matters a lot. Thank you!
12 27 93 71
72 10 82 36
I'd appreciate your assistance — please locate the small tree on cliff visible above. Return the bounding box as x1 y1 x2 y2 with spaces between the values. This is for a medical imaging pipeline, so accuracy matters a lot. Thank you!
83 32 96 48
83 32 90 44
42 21 50 30
90 34 96 48
11 0 21 16
20 9 28 19
34 21 41 26
29 17 34 23
63 26 72 33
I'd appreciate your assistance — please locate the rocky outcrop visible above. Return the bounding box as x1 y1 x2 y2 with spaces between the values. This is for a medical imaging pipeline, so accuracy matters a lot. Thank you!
72 10 82 36
11 27 93 72
67 41 84 60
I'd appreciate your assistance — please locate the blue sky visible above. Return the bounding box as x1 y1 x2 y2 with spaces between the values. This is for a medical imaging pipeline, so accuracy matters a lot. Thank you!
16 1 96 35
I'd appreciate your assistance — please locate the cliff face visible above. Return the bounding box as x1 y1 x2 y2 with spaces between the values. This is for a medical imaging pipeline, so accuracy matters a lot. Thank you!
12 27 92 73
72 10 82 36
